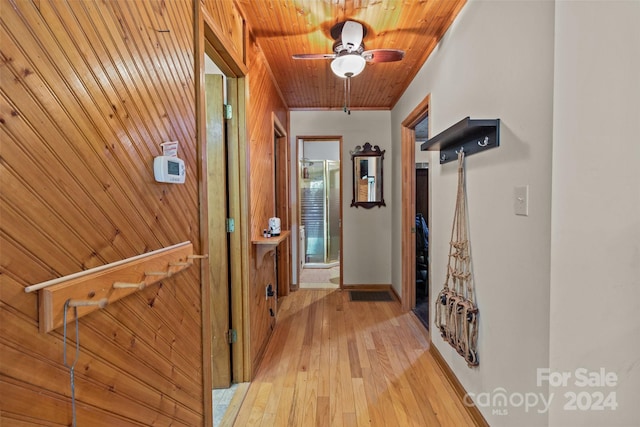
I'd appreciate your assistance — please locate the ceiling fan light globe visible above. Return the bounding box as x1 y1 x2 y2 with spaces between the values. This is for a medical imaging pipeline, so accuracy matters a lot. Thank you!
331 54 366 78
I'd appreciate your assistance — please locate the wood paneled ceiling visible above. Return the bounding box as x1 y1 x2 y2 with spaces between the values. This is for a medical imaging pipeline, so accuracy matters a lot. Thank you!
238 0 466 110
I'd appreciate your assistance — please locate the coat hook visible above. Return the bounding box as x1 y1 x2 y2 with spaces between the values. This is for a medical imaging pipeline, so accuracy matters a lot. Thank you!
441 153 447 162
68 298 108 309
456 146 465 154
113 281 146 290
478 136 489 147
145 271 170 277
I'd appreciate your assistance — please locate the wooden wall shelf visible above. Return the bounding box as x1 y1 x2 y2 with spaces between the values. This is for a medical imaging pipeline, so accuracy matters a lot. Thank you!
421 117 500 164
252 230 290 268
25 241 204 333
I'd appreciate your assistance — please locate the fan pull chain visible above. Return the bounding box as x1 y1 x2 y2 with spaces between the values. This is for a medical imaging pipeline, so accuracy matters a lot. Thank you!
343 73 353 115
347 76 352 115
343 77 348 114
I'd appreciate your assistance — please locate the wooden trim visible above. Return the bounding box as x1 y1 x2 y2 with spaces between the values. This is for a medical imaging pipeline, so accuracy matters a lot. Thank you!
195 6 213 426
338 137 343 289
389 284 401 302
288 107 390 111
402 94 431 128
400 94 430 313
201 6 248 76
295 135 344 289
429 345 490 427
273 114 291 297
237 76 252 382
296 135 344 141
227 76 249 384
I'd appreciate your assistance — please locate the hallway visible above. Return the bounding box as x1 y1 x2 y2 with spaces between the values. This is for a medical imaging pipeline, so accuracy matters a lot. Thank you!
231 289 477 426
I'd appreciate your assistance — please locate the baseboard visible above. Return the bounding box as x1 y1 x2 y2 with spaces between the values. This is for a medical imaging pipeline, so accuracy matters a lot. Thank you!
389 285 401 302
429 344 489 427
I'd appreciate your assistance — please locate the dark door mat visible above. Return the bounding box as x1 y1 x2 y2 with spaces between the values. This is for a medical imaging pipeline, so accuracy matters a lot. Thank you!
349 290 393 302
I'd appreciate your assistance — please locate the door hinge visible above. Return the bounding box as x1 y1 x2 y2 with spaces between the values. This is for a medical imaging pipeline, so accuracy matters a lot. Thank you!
226 218 235 233
226 329 237 344
224 104 232 120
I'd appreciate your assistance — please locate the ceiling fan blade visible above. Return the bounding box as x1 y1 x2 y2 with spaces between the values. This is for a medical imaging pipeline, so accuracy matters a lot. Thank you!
363 49 405 63
341 21 364 53
292 53 336 60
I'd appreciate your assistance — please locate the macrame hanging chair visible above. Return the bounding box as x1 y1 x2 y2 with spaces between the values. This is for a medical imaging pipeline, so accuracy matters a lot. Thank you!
434 150 479 367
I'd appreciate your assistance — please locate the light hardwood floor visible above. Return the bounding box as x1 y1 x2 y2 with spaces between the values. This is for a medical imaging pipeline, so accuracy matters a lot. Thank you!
232 289 476 426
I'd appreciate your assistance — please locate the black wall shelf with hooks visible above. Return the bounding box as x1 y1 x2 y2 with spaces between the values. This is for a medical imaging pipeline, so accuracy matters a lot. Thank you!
421 117 500 164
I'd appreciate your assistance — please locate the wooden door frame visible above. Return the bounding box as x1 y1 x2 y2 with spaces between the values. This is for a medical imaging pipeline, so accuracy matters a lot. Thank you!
273 114 291 297
295 136 343 288
401 95 430 312
196 6 250 427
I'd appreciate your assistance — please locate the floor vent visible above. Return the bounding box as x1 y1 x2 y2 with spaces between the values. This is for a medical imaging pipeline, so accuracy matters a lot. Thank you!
349 291 393 302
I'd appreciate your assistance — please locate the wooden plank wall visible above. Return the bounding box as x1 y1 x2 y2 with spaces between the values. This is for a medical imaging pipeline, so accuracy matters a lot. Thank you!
246 33 289 373
0 0 204 425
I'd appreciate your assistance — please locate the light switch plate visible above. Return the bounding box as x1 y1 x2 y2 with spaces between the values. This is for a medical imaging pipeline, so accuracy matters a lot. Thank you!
514 185 529 216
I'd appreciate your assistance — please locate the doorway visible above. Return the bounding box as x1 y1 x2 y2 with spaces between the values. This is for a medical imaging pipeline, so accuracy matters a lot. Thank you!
273 115 291 297
414 165 429 328
297 138 342 289
401 95 431 333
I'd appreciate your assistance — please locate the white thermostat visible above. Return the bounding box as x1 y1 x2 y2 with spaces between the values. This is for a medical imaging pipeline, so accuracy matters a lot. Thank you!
154 156 185 184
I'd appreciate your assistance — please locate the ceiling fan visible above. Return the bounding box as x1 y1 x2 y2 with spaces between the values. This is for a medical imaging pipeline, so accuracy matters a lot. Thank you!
292 20 405 114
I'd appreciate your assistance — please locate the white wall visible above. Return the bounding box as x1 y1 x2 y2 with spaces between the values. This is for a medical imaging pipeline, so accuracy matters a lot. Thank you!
303 140 340 161
391 1 555 425
549 1 640 426
290 110 393 285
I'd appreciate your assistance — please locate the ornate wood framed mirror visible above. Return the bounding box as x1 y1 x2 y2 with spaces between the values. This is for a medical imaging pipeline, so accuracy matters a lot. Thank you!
350 142 385 209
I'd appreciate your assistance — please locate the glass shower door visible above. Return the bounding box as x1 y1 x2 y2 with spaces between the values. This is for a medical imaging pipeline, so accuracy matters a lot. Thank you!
301 161 326 264
300 160 340 265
